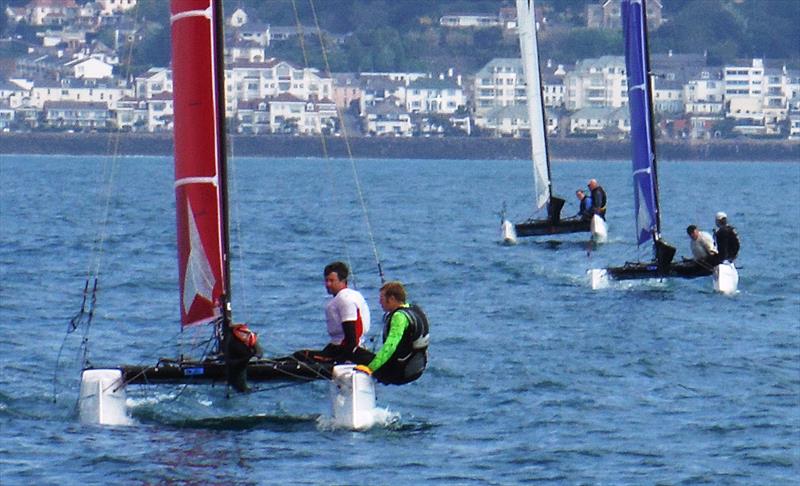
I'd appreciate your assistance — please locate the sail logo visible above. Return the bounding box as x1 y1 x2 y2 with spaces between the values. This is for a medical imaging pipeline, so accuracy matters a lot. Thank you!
183 199 216 315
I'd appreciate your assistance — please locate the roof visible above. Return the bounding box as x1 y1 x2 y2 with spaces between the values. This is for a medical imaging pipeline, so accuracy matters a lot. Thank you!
43 100 108 110
30 0 78 7
407 78 460 90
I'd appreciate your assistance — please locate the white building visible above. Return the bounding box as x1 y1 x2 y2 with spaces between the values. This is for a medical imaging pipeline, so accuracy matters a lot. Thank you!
134 67 172 99
29 78 131 110
226 59 333 113
64 57 113 80
569 106 629 137
42 100 110 130
475 103 558 137
405 77 465 114
684 69 725 116
439 14 501 28
473 58 525 114
564 56 627 110
724 58 798 136
365 98 412 136
97 0 137 16
25 0 78 26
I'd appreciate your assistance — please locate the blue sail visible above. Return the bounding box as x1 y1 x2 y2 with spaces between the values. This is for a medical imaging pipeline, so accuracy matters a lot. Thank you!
622 0 659 246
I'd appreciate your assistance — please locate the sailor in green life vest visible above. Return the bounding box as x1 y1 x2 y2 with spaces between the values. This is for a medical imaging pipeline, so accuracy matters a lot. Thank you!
354 281 429 385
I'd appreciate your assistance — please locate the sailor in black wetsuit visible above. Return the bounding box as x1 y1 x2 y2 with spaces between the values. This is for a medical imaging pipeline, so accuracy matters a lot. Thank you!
713 212 740 264
588 179 607 220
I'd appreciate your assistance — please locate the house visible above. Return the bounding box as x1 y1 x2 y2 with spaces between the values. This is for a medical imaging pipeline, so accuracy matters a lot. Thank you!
114 95 147 131
568 106 628 137
42 100 110 130
0 100 15 130
361 76 406 107
364 98 412 137
587 0 663 30
96 0 137 16
39 28 86 49
15 51 65 81
29 78 131 110
229 7 248 27
25 0 79 26
266 93 306 134
474 103 558 138
653 78 684 114
269 26 316 42
331 73 363 113
788 112 800 139
234 22 271 47
226 39 266 63
684 68 725 120
235 99 271 134
226 59 333 113
134 67 172 99
0 78 30 109
724 59 797 136
439 14 501 28
405 77 465 114
64 57 113 80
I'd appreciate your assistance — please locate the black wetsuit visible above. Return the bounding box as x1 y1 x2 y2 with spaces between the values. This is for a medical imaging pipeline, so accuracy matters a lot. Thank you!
590 185 607 219
714 223 740 263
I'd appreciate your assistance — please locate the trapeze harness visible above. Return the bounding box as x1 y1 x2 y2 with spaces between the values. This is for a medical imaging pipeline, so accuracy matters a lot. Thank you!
372 304 429 385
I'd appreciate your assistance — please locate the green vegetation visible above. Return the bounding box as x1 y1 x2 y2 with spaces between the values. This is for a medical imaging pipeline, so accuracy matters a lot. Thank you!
242 0 799 71
1 0 798 73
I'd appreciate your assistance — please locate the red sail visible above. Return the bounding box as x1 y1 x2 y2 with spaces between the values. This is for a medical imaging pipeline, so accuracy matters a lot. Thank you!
170 0 226 327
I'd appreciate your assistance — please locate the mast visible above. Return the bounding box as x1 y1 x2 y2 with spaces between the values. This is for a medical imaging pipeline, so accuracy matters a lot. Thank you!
639 0 661 237
516 0 552 210
170 0 232 336
622 0 660 247
212 0 233 330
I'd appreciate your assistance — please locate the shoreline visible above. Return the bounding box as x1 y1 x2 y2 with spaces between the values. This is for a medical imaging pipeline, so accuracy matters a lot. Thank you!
1 133 798 161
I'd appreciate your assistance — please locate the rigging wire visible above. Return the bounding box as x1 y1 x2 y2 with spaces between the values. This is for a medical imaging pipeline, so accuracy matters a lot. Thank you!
287 0 359 288
294 0 386 285
54 4 145 403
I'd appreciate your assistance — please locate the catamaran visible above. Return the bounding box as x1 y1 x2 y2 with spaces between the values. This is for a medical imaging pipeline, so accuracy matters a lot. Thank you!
78 0 378 430
501 0 608 245
588 0 738 294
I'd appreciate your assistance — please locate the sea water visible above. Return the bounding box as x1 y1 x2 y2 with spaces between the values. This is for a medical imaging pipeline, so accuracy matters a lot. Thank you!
1 154 798 484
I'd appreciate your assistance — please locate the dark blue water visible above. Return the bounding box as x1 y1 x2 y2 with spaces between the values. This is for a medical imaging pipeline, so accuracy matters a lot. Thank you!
1 154 798 484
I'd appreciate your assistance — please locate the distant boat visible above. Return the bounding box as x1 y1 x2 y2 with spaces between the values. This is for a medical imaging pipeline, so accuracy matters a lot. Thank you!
589 0 738 294
78 0 377 430
501 0 607 245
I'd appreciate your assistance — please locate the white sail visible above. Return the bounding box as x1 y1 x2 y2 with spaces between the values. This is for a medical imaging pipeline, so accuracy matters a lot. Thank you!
516 0 550 210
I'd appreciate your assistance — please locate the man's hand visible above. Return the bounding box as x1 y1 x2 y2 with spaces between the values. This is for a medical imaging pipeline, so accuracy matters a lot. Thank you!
354 364 372 375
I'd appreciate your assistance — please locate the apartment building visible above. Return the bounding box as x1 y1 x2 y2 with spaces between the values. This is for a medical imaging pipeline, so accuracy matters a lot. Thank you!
564 56 627 111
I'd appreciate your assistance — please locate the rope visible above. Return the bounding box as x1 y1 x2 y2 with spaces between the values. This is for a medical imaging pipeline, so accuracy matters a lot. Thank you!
287 0 359 284
297 0 386 285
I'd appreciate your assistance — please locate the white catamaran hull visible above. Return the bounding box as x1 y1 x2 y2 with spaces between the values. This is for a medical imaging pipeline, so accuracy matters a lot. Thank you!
588 268 610 290
330 364 377 430
501 219 518 245
79 369 131 426
591 215 608 243
713 262 739 295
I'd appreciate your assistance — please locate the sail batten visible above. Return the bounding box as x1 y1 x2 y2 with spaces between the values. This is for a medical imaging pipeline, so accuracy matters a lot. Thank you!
171 0 228 328
622 0 659 247
516 0 551 211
